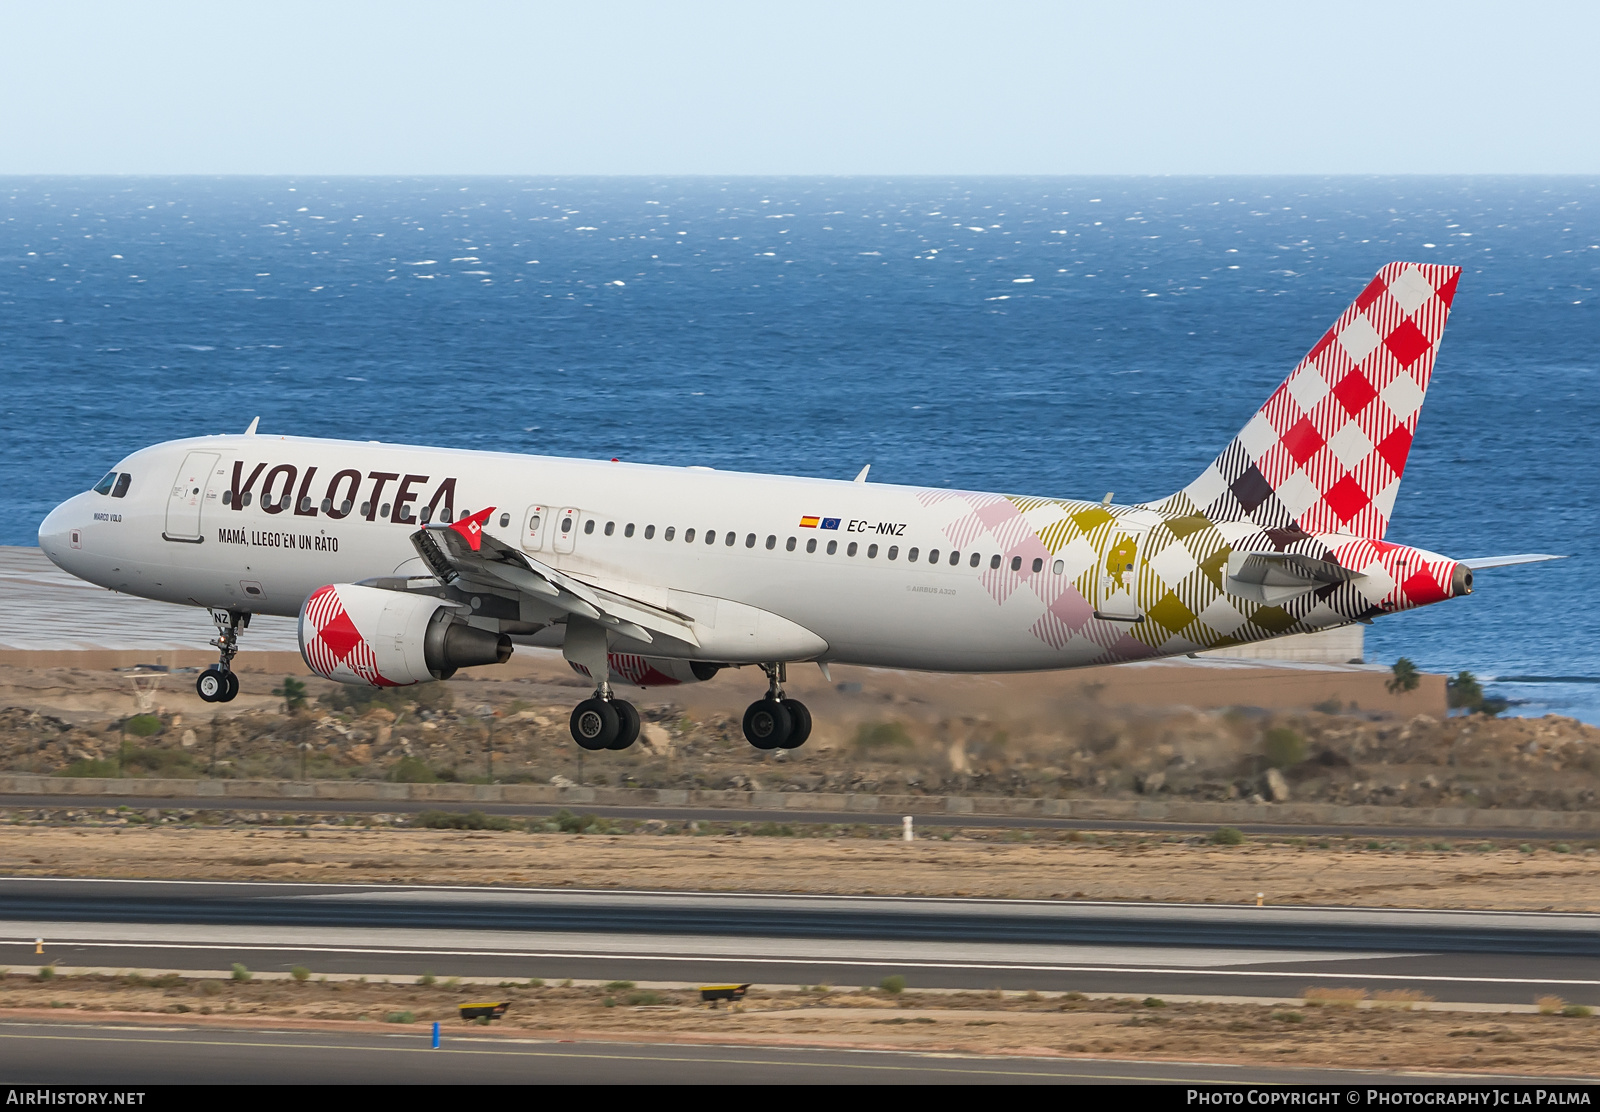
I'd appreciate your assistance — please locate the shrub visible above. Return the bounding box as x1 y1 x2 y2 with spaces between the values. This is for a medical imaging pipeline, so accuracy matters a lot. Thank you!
417 972 436 986
196 980 223 997
752 821 795 837
418 810 512 831
1273 1011 1305 1023
391 757 438 784
1537 995 1565 1015
124 715 163 737
1563 1005 1594 1018
1311 697 1344 715
1304 987 1366 1008
550 810 606 834
1209 826 1245 846
1372 989 1433 1010
384 1011 416 1024
272 677 308 712
525 978 545 988
1262 727 1306 769
603 980 635 991
625 991 663 1006
62 758 118 778
854 721 913 751
1447 671 1484 711
879 974 907 994
230 963 251 983
37 966 54 981
290 966 311 983
1143 997 1166 1008
323 682 453 714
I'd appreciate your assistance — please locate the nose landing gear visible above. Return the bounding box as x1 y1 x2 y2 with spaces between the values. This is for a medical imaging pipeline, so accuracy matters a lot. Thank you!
742 663 811 750
197 609 247 704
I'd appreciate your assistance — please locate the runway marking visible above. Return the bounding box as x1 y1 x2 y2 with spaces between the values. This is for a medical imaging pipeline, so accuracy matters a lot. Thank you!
3 875 1593 922
5 939 1597 987
0 1029 1225 1081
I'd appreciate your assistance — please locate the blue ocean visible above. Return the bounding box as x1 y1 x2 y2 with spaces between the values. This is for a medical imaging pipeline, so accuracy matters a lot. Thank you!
1 177 1595 718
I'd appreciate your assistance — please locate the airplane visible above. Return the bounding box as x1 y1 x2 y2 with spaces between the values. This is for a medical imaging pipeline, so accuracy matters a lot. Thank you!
37 261 1560 753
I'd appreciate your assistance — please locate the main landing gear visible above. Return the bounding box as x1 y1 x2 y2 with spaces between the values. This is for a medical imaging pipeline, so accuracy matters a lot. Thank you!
742 663 811 751
569 686 641 752
196 609 247 704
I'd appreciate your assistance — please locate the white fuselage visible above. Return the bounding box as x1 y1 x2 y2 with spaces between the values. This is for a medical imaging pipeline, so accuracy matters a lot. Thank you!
38 432 1394 673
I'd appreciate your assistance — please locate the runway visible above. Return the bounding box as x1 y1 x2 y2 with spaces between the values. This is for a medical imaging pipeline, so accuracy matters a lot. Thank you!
3 878 1595 1006
1 1021 1556 1085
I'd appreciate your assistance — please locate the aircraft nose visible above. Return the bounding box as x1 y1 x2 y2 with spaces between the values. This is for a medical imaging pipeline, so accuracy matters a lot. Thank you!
37 494 88 572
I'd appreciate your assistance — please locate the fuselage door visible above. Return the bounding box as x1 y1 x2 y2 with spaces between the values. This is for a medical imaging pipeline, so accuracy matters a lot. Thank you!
164 451 221 543
522 505 548 553
1094 513 1156 623
552 507 580 555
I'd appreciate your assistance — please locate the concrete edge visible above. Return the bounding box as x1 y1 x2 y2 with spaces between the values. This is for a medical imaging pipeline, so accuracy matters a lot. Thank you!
2 774 1598 833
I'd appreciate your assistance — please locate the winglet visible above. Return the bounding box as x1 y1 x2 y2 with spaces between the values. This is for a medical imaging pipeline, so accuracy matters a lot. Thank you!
244 417 259 436
449 506 495 552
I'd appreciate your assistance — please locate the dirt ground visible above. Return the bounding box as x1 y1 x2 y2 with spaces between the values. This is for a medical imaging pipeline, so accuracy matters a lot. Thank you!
1 974 1595 1077
3 824 1599 909
1 658 1596 812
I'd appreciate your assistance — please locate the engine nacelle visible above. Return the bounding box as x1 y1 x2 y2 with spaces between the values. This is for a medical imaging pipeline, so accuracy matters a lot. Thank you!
299 583 512 687
571 652 724 689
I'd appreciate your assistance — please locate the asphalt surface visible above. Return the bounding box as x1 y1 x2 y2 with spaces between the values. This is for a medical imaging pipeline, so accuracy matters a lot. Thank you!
0 1022 1573 1085
3 878 1596 1006
1 793 1588 841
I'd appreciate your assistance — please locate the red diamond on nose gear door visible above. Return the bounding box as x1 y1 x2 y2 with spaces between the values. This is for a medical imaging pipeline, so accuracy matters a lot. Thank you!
316 607 364 662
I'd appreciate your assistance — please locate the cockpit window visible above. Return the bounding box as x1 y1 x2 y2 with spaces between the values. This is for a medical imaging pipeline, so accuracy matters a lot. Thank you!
111 473 132 499
92 472 117 495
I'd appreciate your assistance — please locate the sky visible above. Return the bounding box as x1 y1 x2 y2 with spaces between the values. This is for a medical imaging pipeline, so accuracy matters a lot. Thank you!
1 0 1597 176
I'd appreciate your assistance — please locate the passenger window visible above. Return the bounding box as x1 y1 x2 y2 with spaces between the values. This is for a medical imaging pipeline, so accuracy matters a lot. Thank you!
745 533 756 548
112 474 131 499
499 513 510 528
561 515 573 532
928 549 939 563
867 544 878 558
726 532 736 547
320 498 333 514
806 538 817 553
786 537 796 552
826 540 838 555
584 519 595 535
92 472 117 495
707 529 717 545
990 554 1001 569
360 501 370 517
1010 556 1022 571
949 550 960 566
1053 559 1064 574
664 526 675 541
604 521 615 536
969 552 980 568
625 523 635 537
342 500 355 517
1032 557 1044 573
419 506 431 524
684 528 695 543
222 489 233 506
765 535 776 550
888 546 899 560
847 542 857 557
908 547 919 562
381 502 391 518
645 525 655 539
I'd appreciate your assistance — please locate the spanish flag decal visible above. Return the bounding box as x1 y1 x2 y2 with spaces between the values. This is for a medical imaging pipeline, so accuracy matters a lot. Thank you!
799 515 820 528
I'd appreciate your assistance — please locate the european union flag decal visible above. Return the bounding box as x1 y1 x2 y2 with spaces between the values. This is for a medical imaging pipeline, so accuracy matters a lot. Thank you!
820 518 841 530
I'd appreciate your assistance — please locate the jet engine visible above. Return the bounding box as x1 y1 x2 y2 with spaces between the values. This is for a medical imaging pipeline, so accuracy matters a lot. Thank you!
299 583 512 687
570 652 724 689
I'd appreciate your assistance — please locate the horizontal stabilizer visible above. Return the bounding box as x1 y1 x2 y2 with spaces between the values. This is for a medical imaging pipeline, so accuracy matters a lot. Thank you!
1459 553 1566 570
1226 550 1363 606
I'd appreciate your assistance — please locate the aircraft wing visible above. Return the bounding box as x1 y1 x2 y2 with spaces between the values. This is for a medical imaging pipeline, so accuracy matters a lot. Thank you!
1226 550 1364 606
409 508 700 648
1459 554 1566 570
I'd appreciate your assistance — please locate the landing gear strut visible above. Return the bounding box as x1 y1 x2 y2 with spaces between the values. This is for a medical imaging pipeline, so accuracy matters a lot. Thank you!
742 663 811 750
197 609 247 704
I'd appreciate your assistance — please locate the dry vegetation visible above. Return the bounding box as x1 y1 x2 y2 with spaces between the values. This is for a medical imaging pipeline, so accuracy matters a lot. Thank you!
3 823 1599 909
2 665 1600 813
2 972 1595 1077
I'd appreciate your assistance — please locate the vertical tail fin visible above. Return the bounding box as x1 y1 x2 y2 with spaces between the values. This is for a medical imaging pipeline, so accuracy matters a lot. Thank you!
1158 261 1461 540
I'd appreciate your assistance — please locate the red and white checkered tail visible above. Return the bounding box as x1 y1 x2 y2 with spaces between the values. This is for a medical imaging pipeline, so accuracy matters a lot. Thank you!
1159 262 1460 540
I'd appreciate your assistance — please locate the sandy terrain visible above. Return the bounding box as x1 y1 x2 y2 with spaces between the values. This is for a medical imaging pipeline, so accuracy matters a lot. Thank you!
1 974 1594 1077
3 825 1598 909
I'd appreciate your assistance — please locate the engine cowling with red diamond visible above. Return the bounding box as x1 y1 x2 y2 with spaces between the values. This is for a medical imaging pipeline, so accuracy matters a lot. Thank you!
298 583 512 687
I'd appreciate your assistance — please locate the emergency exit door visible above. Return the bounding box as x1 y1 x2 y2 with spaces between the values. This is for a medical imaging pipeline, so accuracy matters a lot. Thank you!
164 452 221 542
